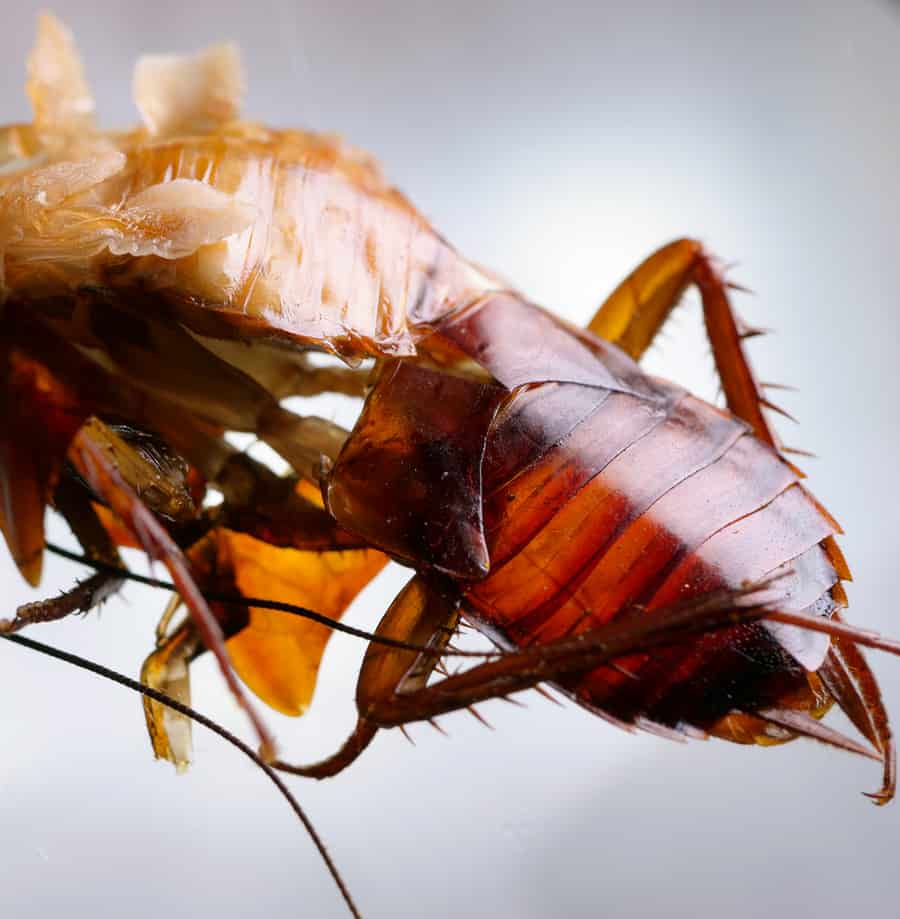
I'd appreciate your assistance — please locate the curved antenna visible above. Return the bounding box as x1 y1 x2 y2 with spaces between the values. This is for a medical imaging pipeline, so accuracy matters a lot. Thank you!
45 542 498 659
0 631 362 919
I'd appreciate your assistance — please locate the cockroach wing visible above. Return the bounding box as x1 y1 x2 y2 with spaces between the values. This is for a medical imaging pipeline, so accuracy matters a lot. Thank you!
222 532 388 716
143 522 387 767
433 292 665 398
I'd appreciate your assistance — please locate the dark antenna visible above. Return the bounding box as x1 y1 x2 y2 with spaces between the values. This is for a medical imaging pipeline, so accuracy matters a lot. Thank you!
0 631 362 919
45 541 497 659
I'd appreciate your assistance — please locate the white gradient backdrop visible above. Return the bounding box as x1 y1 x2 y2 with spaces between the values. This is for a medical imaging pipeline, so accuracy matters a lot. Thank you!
2 2 900 917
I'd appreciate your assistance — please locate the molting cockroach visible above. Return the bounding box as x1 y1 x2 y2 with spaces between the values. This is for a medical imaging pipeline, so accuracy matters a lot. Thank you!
2 14 898 918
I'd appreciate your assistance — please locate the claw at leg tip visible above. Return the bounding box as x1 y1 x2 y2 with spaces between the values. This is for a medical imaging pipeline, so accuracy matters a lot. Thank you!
862 790 894 806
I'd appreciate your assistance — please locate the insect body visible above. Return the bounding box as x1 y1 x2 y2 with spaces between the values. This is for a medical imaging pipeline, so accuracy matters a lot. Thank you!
287 273 891 793
2 14 898 916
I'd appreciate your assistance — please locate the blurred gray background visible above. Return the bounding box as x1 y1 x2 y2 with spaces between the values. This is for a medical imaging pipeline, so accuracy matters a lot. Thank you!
2 1 900 916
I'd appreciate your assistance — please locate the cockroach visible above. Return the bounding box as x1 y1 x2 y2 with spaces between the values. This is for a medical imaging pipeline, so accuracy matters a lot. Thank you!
2 14 899 918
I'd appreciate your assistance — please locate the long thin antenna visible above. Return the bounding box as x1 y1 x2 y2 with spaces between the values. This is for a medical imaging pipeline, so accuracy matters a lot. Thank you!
0 631 362 919
45 542 495 660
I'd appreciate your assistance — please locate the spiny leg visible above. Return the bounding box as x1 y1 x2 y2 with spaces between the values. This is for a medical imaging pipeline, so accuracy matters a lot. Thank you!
85 299 350 483
275 576 791 778
289 356 372 400
276 575 459 779
66 417 277 759
587 238 779 447
819 614 896 803
0 474 124 633
274 577 900 781
358 593 897 728
194 337 371 400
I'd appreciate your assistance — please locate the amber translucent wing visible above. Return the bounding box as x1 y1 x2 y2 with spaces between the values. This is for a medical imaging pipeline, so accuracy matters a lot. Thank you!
214 531 387 716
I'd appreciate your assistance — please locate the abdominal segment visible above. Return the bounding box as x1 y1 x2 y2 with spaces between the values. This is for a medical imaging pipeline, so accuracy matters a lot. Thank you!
465 377 842 741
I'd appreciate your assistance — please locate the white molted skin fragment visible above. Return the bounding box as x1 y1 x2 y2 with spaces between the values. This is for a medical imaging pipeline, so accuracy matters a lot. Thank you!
0 125 41 172
0 152 126 288
1 15 491 354
110 178 258 260
0 165 256 293
26 12 95 141
160 655 194 774
8 151 126 212
134 43 245 137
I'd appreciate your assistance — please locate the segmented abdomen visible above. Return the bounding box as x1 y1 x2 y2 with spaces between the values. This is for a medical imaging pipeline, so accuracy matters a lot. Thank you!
328 290 845 741
464 372 843 739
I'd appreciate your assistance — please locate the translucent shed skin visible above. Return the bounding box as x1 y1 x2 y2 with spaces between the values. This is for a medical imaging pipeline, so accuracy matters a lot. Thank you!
1 15 893 804
0 102 489 361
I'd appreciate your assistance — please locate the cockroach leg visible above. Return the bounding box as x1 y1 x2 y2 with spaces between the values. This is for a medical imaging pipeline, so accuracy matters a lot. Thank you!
155 593 184 645
275 721 380 780
361 582 777 728
691 252 782 449
710 609 896 798
213 452 369 551
259 408 349 484
276 575 459 779
587 238 779 447
291 356 372 399
277 579 778 774
754 707 881 760
587 239 696 362
66 417 277 760
586 240 896 788
820 618 896 803
0 473 123 634
0 571 117 634
84 299 351 485
54 473 124 569
193 337 371 400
